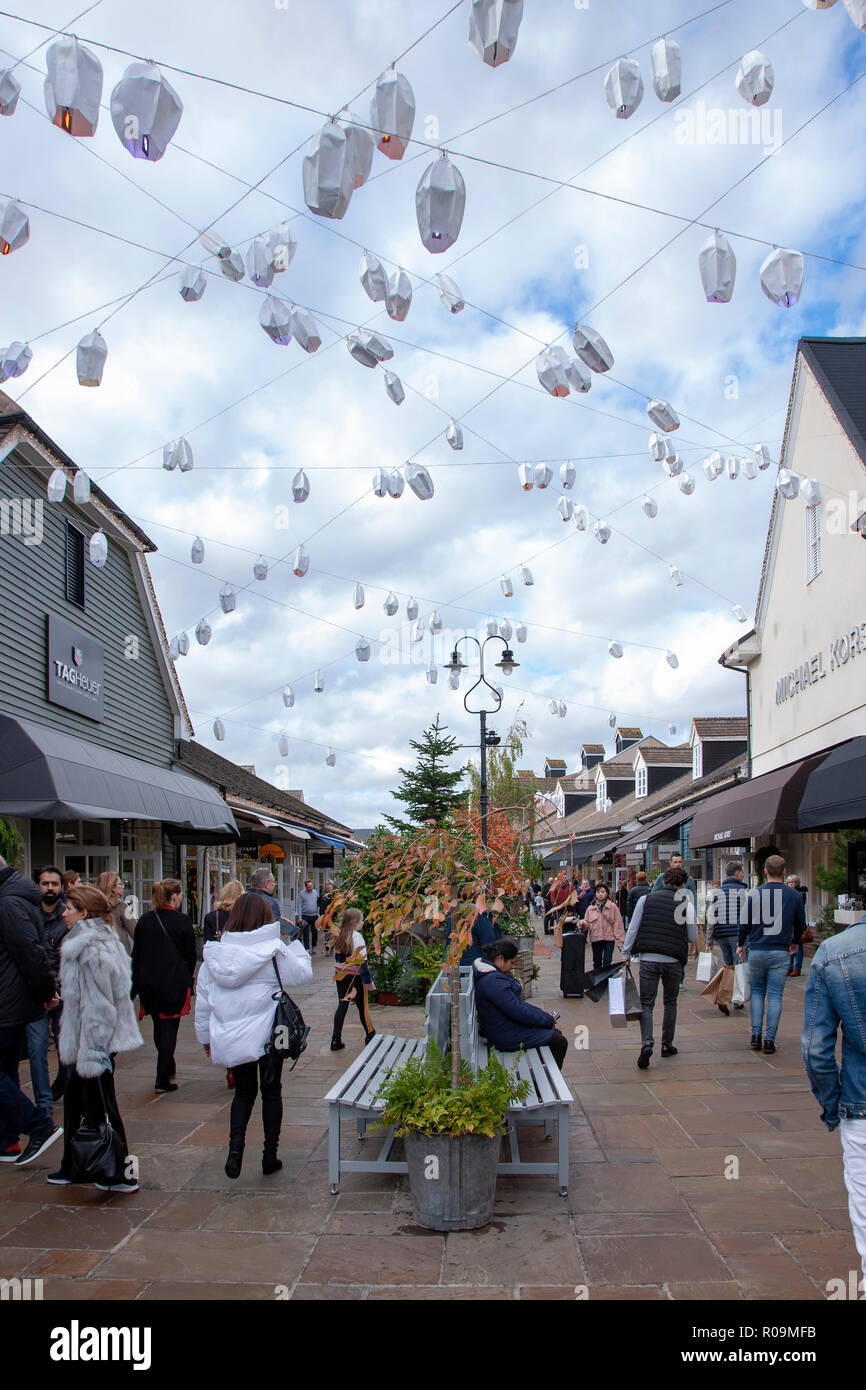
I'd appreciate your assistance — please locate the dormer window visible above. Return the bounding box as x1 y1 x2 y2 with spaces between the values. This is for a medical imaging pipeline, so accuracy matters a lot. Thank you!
635 766 647 799
693 741 703 779
595 776 607 811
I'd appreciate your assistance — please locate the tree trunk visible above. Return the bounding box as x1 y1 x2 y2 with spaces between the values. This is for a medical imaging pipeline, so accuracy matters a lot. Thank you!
448 959 461 1088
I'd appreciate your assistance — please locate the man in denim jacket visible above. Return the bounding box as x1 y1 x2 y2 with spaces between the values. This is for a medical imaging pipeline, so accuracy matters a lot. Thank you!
802 915 866 1280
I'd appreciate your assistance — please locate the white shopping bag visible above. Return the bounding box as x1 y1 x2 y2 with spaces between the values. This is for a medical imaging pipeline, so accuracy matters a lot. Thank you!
608 974 627 1029
732 962 751 1005
696 951 714 983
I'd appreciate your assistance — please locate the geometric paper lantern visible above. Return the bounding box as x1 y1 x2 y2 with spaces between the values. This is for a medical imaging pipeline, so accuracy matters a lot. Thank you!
608 640 623 658
520 565 534 585
278 734 289 757
343 117 375 189
735 50 774 106
566 355 591 393
109 62 182 161
726 456 740 480
647 398 680 431
557 497 574 522
385 270 412 321
384 591 399 616
268 221 297 273
515 623 527 643
353 582 365 610
777 469 800 499
293 545 310 576
325 747 336 766
486 616 499 637
370 69 415 160
406 596 419 620
169 638 179 661
179 265 207 302
355 638 371 662
387 468 405 499
741 455 758 480
406 462 434 500
666 650 679 668
678 473 695 495
500 573 514 597
384 370 405 405
303 120 354 219
518 463 534 491
412 619 424 643
0 198 29 255
290 307 322 354
253 556 269 581
47 469 67 503
698 229 736 303
213 718 226 741
314 670 324 692
199 229 232 259
0 68 21 116
800 478 822 506
88 530 108 567
662 452 683 478
191 536 205 564
292 469 310 503
534 463 553 489
76 331 107 386
608 712 617 728
429 609 442 632
260 296 293 345
732 604 748 623
219 584 237 613
347 330 393 367
648 432 667 462
433 272 465 313
641 494 658 518
572 324 614 373
426 662 438 684
650 36 682 101
372 468 388 498
560 460 576 489
0 341 32 379
415 154 466 253
843 0 866 27
604 58 644 118
176 631 189 656
536 346 573 397
500 618 513 641
574 505 589 531
760 247 805 307
282 686 295 708
195 618 212 645
219 251 245 282
360 250 389 302
245 237 275 288
446 419 463 450
44 36 103 137
754 443 772 470
468 0 524 66
702 450 724 481
594 520 611 544
669 566 684 586
73 471 91 504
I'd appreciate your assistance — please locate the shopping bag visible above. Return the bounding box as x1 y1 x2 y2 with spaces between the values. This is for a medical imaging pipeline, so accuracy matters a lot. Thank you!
700 967 725 1003
696 928 708 956
623 965 642 1021
608 975 627 1028
696 951 714 983
584 962 623 1002
732 962 750 1006
717 964 735 1008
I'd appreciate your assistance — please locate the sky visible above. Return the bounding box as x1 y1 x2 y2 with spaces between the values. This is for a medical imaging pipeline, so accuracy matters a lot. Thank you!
2 0 866 829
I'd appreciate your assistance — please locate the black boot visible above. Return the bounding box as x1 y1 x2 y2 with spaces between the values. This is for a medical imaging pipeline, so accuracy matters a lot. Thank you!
225 1137 244 1180
330 1038 346 1052
262 1143 282 1176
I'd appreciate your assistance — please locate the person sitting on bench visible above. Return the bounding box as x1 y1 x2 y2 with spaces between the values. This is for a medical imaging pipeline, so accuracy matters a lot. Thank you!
473 940 568 1070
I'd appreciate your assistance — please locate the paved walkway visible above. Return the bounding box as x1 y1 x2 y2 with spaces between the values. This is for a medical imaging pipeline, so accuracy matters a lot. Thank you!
0 939 858 1300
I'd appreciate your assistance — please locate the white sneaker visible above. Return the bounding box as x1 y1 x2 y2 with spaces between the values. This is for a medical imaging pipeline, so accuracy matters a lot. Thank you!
95 1178 139 1194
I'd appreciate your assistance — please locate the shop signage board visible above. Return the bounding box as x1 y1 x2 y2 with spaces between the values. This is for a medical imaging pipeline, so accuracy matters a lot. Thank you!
46 614 104 721
775 615 866 706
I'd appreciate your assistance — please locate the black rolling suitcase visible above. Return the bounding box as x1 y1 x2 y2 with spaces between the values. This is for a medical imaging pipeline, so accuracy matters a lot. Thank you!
560 929 587 998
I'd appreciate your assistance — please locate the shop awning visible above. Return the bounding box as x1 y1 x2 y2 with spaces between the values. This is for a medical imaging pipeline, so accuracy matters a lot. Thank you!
615 807 691 853
542 835 619 869
687 754 825 848
0 713 237 835
798 738 866 830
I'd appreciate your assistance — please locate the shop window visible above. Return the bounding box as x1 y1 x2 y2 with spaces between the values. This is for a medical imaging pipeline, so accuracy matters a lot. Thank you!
806 502 823 584
65 523 85 607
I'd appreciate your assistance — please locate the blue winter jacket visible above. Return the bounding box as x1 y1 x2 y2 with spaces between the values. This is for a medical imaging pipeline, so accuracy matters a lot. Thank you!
460 913 498 968
738 882 806 952
801 918 866 1131
472 959 557 1051
707 877 749 941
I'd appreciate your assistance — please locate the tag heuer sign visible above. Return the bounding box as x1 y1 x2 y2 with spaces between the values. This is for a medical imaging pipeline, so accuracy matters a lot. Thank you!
46 615 104 721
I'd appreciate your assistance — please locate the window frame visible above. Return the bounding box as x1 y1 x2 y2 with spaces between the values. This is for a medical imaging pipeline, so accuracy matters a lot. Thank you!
65 521 86 608
805 501 823 585
692 741 703 780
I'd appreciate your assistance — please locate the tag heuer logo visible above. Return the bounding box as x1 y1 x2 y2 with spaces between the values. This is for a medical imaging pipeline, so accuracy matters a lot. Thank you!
72 647 83 667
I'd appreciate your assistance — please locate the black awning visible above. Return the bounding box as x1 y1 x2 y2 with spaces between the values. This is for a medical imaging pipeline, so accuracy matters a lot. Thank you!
798 738 866 830
0 713 237 836
614 807 691 853
688 754 825 849
542 835 619 869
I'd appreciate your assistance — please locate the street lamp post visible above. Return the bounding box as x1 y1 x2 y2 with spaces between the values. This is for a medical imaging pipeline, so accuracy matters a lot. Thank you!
443 635 519 846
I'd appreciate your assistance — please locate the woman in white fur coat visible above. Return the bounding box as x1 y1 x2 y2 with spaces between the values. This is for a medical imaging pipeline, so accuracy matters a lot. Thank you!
49 885 143 1193
195 891 312 1180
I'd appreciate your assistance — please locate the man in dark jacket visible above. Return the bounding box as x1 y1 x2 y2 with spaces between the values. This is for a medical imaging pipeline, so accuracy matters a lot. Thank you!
706 860 748 1016
737 854 805 1055
625 872 651 924
473 941 567 1068
623 866 696 1069
576 880 595 921
27 866 67 1109
0 856 63 1165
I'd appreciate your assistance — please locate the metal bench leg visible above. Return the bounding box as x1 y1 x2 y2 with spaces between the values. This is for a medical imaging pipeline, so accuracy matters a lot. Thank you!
357 1118 367 1141
557 1103 568 1196
544 1118 553 1141
329 1104 341 1195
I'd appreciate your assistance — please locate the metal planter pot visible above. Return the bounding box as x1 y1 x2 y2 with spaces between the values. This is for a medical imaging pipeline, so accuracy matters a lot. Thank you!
404 1132 500 1231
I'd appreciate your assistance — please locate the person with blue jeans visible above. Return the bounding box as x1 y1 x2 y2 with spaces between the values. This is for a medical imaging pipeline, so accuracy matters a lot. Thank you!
706 859 748 1016
26 866 68 1113
786 875 808 976
801 913 866 1281
737 854 805 1055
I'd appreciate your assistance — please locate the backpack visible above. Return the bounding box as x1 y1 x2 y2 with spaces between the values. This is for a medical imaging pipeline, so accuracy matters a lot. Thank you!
263 957 310 1073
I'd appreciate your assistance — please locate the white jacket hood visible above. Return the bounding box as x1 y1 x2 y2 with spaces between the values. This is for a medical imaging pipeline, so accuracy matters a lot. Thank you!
195 924 312 1068
203 921 283 989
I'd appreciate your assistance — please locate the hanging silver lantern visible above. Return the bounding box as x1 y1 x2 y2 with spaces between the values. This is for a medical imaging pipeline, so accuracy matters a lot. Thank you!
642 494 658 518
0 342 32 379
385 270 412 321
662 452 683 478
47 469 67 503
754 443 771 470
413 619 424 643
648 433 667 463
500 618 513 641
267 222 297 273
344 117 375 188
574 505 589 532
353 582 365 610
347 329 393 367
426 663 438 684
518 463 534 491
416 154 466 254
325 748 336 767
292 469 310 503
679 473 695 496
429 610 442 632
355 637 371 662
777 470 800 499
254 556 268 581
199 229 231 259
844 0 866 28
384 371 405 405
360 250 388 303
169 638 179 661
666 650 679 669
732 605 748 623
516 623 527 643
446 419 463 451
213 718 225 742
179 265 206 302
434 272 464 313
668 722 678 737
314 670 324 692
384 591 399 616
178 441 195 475
303 119 354 219
406 596 419 620
604 58 644 118
220 584 237 614
76 331 107 387
548 699 558 716
566 356 591 394
801 478 823 505
387 469 405 499
670 566 684 586
469 0 524 66
725 456 740 480
520 565 534 585
370 69 415 160
741 455 758 481
195 618 212 646
282 685 294 708
86 533 106 569
647 399 679 431
559 460 576 490
44 36 103 137
219 252 245 282
703 451 724 481
191 536 205 564
608 641 623 659
557 497 574 522
650 36 682 101
594 520 611 545
608 712 617 729
534 463 553 489
372 468 388 498
735 50 774 106
699 229 736 303
0 199 29 255
177 632 189 656
536 346 572 397
407 462 434 500
487 618 500 638
245 237 274 288
760 247 804 307
109 62 182 161
572 324 614 373
73 471 91 505
260 295 292 345
293 545 310 576
0 68 21 116
290 307 321 353
500 574 514 597
278 734 289 757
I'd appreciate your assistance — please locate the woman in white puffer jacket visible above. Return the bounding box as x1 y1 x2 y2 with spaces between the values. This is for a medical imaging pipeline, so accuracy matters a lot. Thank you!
195 892 311 1180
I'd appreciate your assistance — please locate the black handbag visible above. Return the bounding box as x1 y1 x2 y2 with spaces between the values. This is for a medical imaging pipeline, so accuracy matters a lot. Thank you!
263 958 310 1073
67 1073 127 1185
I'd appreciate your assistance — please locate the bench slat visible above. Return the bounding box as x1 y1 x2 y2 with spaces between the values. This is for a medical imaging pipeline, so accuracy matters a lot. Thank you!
538 1046 574 1103
526 1047 557 1106
342 1034 407 1106
323 1033 389 1102
357 1035 423 1109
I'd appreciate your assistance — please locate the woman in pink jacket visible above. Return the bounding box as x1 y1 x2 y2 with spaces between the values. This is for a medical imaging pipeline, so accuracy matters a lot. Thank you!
584 883 625 975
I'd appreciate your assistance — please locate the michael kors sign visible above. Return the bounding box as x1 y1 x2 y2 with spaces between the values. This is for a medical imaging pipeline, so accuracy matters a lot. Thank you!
46 614 104 721
775 617 866 706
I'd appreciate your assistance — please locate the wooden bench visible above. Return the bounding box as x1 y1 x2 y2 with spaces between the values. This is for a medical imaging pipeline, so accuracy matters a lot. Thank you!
324 968 573 1195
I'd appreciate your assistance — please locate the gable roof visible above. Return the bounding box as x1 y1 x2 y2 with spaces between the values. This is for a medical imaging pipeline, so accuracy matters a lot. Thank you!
636 746 693 765
581 743 605 754
544 758 567 769
597 736 664 776
174 740 351 836
616 727 643 739
692 717 748 740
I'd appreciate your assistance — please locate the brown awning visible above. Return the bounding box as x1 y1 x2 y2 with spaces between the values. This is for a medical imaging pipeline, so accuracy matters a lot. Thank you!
614 807 691 853
687 754 826 849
